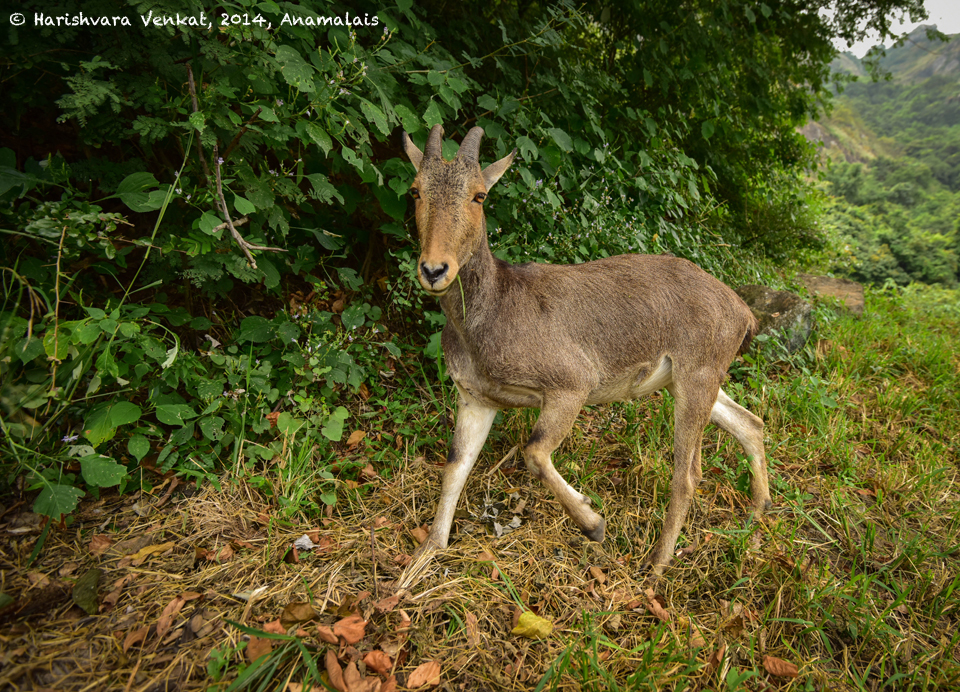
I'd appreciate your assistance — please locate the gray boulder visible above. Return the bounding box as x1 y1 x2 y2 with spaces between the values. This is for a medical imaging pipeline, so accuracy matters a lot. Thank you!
735 285 813 353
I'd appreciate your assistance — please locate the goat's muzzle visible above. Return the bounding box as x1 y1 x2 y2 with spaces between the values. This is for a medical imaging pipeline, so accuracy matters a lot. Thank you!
418 260 456 296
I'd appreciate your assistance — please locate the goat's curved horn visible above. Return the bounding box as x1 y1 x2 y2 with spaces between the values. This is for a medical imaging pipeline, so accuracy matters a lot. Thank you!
458 127 485 163
424 124 444 160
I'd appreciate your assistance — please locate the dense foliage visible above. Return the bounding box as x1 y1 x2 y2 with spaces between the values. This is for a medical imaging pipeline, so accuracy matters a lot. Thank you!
822 69 960 286
0 0 926 518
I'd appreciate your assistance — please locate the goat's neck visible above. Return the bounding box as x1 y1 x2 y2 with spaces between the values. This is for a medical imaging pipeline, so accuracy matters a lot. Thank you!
438 228 497 335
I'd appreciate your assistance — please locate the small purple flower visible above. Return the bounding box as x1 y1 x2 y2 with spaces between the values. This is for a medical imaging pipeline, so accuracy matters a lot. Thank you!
217 157 224 165
276 99 284 106
62 434 79 443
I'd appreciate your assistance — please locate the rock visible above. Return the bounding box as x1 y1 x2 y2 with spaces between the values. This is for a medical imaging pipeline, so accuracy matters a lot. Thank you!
735 285 813 353
797 273 865 316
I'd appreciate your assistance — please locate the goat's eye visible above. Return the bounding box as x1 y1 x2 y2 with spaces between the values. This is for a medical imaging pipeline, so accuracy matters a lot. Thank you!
410 188 420 199
473 192 487 204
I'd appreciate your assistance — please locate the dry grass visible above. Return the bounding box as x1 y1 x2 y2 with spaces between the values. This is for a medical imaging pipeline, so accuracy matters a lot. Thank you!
3 288 960 691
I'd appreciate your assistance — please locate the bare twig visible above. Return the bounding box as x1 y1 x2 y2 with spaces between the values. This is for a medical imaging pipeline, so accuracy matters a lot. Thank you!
222 107 263 161
212 145 286 270
185 64 212 184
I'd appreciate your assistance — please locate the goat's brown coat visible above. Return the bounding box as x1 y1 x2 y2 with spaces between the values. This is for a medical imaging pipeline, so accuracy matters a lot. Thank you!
400 125 772 578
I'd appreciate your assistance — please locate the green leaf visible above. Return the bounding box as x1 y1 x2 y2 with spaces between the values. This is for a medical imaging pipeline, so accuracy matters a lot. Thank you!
301 121 333 156
109 402 142 427
341 306 365 331
359 98 390 136
477 94 499 111
277 321 300 344
423 101 444 129
43 328 70 360
275 45 316 92
321 406 349 441
516 136 538 162
394 104 421 134
276 412 306 435
117 172 162 212
15 336 45 363
155 404 197 426
199 416 225 441
199 211 223 236
701 120 715 139
33 484 84 518
81 454 127 488
234 194 256 215
547 128 573 152
239 315 275 342
745 6 756 23
83 405 116 447
128 434 150 462
189 111 206 133
257 106 279 122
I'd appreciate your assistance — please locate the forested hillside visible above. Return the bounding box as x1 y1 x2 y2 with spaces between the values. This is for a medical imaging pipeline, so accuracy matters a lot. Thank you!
815 25 960 286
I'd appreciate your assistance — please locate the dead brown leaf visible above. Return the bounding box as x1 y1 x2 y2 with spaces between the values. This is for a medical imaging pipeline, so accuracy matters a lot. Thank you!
122 626 149 653
156 594 188 639
589 566 607 584
381 676 398 692
343 661 380 692
316 624 338 644
407 660 441 688
410 526 429 544
763 655 799 678
246 635 272 661
465 611 479 647
706 644 726 673
89 534 113 556
364 650 393 675
264 619 286 634
333 614 367 645
374 594 400 613
27 571 51 588
643 588 671 622
347 430 366 447
282 601 318 628
123 541 177 568
326 650 347 692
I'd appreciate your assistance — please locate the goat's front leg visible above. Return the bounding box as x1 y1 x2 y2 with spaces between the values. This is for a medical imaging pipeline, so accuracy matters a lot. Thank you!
523 392 606 542
414 386 497 559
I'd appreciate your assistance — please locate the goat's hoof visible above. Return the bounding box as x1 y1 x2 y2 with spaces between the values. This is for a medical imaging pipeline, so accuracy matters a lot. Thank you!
580 517 605 543
753 498 773 513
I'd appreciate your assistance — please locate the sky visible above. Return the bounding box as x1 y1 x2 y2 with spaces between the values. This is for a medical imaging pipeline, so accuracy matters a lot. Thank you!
832 0 960 57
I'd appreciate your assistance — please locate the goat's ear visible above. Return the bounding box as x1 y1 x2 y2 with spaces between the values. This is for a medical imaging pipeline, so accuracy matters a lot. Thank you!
402 132 423 171
481 149 516 191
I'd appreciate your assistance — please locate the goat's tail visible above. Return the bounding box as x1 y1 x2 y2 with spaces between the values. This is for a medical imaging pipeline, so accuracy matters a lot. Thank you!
737 315 760 356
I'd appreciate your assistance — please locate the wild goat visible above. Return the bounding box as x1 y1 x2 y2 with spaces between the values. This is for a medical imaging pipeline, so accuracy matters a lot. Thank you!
400 124 772 577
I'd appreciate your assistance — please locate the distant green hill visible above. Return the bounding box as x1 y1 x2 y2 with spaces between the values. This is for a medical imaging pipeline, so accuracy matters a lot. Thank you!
831 25 960 82
813 26 960 288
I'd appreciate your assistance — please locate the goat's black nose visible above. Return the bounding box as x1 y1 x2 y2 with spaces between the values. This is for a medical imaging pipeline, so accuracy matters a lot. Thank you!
420 263 449 285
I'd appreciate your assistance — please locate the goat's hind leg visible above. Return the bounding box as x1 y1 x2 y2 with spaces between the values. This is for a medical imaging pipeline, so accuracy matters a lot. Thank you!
710 387 772 512
523 392 605 542
648 373 720 574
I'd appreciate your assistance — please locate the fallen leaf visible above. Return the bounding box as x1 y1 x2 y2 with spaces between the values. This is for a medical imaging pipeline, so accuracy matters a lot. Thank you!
156 594 187 639
381 676 398 692
589 566 607 584
72 568 102 615
706 644 726 673
643 588 671 622
407 660 442 688
465 611 479 647
374 594 400 613
333 614 367 645
364 649 393 675
326 650 347 692
347 430 366 447
763 655 799 678
125 541 177 567
511 611 554 639
282 601 318 628
27 571 51 588
266 411 281 428
264 619 286 634
410 526 429 544
89 534 113 556
58 562 79 577
373 517 390 528
246 635 272 661
316 624 338 644
122 626 149 653
360 463 378 480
